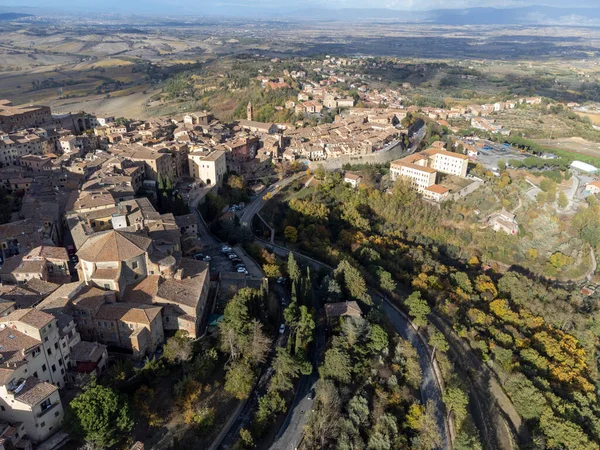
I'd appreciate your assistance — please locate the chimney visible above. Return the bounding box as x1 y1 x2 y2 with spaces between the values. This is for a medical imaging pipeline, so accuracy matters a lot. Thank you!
174 269 184 281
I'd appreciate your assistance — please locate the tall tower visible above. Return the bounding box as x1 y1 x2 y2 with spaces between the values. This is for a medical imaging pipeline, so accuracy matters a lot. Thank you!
247 102 254 121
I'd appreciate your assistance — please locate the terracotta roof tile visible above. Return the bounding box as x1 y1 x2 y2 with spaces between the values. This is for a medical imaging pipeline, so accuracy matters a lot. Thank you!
77 230 152 263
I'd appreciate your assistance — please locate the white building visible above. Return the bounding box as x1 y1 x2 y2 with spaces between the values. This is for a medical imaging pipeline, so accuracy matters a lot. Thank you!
390 160 436 193
0 309 74 442
571 160 598 174
188 150 227 187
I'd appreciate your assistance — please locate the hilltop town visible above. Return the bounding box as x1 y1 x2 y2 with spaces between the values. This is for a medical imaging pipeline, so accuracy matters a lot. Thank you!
0 21 600 449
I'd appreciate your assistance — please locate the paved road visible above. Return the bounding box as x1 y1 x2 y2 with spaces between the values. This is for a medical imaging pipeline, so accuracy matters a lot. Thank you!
191 201 220 247
240 174 302 227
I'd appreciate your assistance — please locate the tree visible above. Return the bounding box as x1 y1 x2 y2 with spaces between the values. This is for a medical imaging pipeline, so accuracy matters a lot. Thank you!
558 191 568 209
368 324 389 353
320 347 352 384
315 164 326 180
247 319 272 365
443 387 469 428
263 263 282 279
163 330 193 364
377 267 397 292
504 373 547 420
413 401 442 450
404 291 430 329
334 260 368 302
225 360 256 400
295 305 315 355
284 225 298 243
428 330 449 362
304 380 341 449
497 159 506 172
288 252 301 285
270 347 302 392
67 380 133 448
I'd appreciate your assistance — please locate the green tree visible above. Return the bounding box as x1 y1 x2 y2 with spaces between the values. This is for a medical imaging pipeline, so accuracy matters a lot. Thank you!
295 305 315 355
405 291 430 329
288 252 301 285
163 330 193 364
443 387 469 428
66 380 133 448
225 360 256 400
558 191 569 209
269 347 302 393
368 324 389 353
335 260 368 302
377 267 397 292
497 159 506 172
428 330 449 362
320 347 352 384
315 165 326 180
504 373 547 420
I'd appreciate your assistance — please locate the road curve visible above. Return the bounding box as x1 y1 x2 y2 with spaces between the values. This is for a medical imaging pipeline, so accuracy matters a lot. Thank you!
259 240 450 450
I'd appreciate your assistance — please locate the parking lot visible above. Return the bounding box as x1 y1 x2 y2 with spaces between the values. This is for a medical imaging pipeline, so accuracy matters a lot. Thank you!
473 141 529 172
194 244 263 279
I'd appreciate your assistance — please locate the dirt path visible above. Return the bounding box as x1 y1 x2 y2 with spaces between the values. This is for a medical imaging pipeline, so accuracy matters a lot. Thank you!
429 316 527 450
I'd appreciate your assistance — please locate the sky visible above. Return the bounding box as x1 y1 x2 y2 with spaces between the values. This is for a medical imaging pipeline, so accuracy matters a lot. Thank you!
1 0 599 15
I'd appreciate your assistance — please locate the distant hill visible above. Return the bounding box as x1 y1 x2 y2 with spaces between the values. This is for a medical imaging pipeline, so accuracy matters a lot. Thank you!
0 12 33 21
290 6 600 26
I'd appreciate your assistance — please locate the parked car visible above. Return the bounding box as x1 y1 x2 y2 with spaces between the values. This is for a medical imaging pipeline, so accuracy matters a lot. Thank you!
231 258 242 265
276 277 285 284
221 245 232 253
307 389 315 400
227 253 238 260
203 255 212 262
193 253 204 260
278 324 286 334
70 255 79 264
237 266 247 273
281 297 288 306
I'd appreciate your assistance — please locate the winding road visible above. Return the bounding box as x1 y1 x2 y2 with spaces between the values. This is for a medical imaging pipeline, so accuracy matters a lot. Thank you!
258 240 450 450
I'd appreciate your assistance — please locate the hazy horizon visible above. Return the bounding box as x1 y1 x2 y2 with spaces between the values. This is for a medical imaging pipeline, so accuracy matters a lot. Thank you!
2 0 600 16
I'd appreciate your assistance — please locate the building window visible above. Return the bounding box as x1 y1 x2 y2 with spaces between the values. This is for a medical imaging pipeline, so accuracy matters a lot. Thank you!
40 422 45 428
132 261 138 269
0 406 5 411
47 348 52 355
33 372 38 378
51 365 56 372
58 359 63 366
42 364 47 372
54 411 59 417
54 342 58 350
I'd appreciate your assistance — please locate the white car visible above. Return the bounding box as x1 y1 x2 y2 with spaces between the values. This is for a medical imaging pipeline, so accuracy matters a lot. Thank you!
228 253 237 260
202 255 212 262
221 246 232 253
278 324 286 334
237 266 247 273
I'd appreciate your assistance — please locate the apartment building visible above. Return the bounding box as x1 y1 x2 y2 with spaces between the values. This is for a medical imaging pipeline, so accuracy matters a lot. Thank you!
0 131 45 167
421 148 469 178
0 246 69 285
389 160 437 193
0 309 72 442
188 150 227 186
0 101 52 133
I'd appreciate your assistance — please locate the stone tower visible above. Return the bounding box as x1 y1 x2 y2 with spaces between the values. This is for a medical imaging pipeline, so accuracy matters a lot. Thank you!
247 102 254 121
